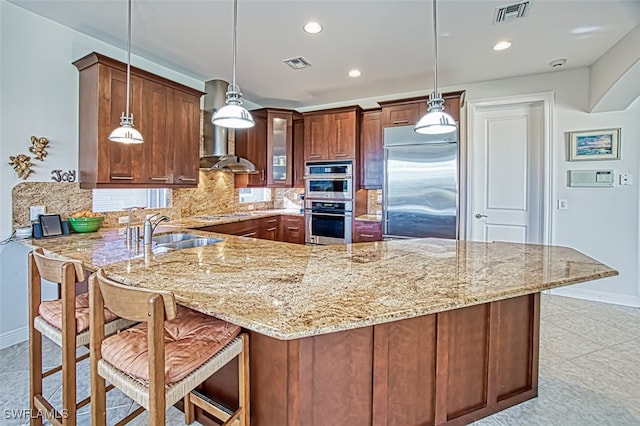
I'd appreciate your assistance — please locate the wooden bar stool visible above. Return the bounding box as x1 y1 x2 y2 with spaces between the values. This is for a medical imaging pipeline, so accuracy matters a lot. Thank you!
89 268 250 426
28 248 135 426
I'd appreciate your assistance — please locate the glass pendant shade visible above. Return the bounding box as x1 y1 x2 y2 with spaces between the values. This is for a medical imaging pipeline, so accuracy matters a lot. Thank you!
108 114 144 144
414 96 456 135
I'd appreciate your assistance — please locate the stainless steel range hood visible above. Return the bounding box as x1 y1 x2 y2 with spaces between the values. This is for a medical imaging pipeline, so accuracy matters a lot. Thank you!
199 79 257 173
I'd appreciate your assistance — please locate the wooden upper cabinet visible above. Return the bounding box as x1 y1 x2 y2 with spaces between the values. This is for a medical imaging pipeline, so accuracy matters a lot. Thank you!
303 106 361 162
267 111 293 187
73 52 204 189
360 110 383 189
171 89 200 185
360 92 463 191
100 66 144 183
235 112 268 187
380 97 427 127
235 108 302 188
442 93 462 122
380 93 463 128
141 79 172 185
292 115 305 188
303 113 328 161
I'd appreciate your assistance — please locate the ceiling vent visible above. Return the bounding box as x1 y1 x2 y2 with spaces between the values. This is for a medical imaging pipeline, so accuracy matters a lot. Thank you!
283 56 312 70
493 1 532 24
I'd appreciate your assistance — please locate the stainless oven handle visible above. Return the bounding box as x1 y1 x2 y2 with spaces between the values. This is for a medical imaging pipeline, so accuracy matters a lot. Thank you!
308 212 352 218
303 174 352 180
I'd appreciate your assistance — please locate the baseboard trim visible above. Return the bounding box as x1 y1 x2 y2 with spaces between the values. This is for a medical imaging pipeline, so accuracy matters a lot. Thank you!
0 326 28 350
549 287 640 308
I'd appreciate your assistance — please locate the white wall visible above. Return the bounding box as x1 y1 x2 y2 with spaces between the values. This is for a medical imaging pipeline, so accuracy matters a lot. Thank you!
0 1 203 347
1 1 638 348
461 70 640 307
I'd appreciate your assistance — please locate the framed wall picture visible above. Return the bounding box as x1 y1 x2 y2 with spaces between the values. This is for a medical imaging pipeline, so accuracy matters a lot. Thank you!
568 128 621 161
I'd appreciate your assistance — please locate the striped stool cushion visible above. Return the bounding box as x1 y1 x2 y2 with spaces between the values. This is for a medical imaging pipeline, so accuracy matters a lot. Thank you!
39 293 120 333
101 306 240 384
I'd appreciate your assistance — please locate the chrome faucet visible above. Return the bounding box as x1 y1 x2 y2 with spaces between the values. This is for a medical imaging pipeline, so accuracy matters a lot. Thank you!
123 206 144 242
143 213 170 245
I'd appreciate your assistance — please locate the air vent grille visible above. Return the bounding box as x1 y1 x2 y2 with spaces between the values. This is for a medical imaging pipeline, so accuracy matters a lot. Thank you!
283 56 312 70
493 1 531 24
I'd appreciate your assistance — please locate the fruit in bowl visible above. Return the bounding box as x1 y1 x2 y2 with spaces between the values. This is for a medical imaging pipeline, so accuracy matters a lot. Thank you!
67 210 104 233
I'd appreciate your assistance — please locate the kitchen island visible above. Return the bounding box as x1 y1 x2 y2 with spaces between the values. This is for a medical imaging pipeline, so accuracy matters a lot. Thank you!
22 228 617 425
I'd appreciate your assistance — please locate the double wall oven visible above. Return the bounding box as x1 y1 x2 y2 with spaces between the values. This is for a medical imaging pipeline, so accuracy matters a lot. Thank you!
304 161 353 244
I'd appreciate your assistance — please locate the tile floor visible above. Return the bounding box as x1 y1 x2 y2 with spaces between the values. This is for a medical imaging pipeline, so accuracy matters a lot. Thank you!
1 294 639 425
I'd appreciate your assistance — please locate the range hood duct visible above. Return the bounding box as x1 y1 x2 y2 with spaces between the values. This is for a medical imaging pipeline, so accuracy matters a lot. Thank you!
199 79 257 173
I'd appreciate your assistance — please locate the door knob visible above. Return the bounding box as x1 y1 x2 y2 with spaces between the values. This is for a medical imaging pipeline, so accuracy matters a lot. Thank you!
475 213 488 219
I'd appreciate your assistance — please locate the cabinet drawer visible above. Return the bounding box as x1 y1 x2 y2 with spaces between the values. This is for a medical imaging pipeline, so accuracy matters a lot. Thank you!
281 215 305 244
353 221 382 242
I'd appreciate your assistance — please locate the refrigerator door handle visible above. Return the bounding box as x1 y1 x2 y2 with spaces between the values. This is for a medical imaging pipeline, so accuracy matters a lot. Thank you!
475 214 488 219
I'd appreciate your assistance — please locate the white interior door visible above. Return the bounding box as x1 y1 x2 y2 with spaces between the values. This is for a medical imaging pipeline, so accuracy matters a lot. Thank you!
469 102 544 243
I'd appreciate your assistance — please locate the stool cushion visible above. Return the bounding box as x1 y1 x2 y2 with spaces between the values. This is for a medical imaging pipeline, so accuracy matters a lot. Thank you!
100 305 240 384
39 293 120 333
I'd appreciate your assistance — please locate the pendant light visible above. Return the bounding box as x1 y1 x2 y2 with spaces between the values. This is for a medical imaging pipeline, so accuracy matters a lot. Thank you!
212 0 255 129
414 0 457 135
108 0 143 144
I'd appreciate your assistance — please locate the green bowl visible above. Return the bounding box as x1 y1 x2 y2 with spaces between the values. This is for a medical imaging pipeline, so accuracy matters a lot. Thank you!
67 216 104 233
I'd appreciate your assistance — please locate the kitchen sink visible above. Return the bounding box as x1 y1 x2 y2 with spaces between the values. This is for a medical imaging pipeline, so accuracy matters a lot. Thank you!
152 233 200 244
151 232 223 250
159 237 223 250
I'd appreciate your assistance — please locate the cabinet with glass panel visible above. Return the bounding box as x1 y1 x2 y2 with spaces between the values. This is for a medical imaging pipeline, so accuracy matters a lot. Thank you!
235 108 303 188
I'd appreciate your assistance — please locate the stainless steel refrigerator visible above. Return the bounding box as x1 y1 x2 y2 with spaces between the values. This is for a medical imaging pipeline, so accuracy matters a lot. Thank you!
383 125 458 239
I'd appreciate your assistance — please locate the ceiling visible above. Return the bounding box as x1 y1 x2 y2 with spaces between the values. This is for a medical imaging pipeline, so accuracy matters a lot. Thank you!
8 0 640 110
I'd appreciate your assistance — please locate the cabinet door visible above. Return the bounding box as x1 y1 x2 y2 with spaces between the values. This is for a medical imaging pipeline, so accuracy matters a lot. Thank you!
171 90 200 186
236 114 268 187
141 80 173 185
381 102 425 127
443 95 461 122
330 111 356 159
104 67 144 183
360 110 383 189
304 114 329 161
292 117 305 187
281 216 305 244
267 111 292 187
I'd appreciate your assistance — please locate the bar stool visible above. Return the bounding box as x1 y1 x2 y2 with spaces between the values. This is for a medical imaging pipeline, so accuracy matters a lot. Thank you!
28 248 135 426
89 268 250 425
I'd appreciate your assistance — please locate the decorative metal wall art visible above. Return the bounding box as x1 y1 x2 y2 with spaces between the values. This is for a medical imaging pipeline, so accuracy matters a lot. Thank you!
8 154 35 180
8 135 51 180
29 136 50 161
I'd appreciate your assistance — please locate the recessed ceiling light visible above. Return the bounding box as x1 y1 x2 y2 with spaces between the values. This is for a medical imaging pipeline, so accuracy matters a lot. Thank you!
492 40 512 51
348 69 361 78
303 21 323 34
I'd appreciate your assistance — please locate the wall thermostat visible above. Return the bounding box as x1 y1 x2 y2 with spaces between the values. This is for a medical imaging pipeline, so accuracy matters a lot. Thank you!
567 169 614 187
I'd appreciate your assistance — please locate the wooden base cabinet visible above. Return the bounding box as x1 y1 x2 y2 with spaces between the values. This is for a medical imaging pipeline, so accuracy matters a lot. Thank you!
280 215 305 244
190 293 539 426
199 215 305 244
353 220 382 242
73 52 203 189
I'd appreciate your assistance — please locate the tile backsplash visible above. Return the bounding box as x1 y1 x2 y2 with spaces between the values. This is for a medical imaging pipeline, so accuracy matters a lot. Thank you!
11 171 287 229
367 189 382 215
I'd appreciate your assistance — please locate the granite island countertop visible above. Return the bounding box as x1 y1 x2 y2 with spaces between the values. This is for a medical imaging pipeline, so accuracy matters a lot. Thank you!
19 228 617 340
